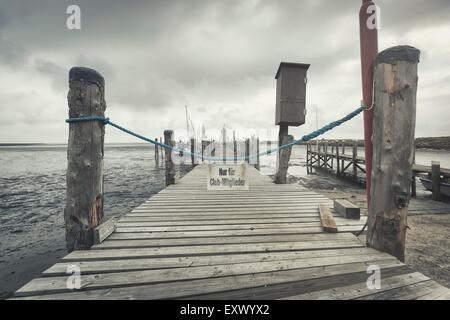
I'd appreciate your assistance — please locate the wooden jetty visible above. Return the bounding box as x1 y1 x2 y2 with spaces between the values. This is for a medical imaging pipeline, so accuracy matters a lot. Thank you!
306 140 450 200
12 164 450 300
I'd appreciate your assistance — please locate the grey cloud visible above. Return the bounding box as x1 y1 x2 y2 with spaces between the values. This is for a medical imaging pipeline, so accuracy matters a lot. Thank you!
34 59 67 92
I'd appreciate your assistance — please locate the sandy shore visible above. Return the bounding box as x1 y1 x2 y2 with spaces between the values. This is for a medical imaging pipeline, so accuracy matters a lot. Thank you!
288 169 450 288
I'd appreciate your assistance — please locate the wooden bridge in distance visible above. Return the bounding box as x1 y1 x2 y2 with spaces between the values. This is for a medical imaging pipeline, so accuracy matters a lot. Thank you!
12 164 450 300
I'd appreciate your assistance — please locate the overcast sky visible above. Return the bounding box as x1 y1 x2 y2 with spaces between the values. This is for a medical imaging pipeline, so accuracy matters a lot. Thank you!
0 0 449 143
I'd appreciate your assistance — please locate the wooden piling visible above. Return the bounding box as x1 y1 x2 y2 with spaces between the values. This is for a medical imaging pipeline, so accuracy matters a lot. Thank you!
411 148 416 197
306 142 310 174
245 138 250 163
367 45 420 262
154 138 159 164
331 141 334 170
233 138 237 164
431 161 441 201
336 140 340 176
65 67 106 252
317 141 321 168
160 136 164 159
190 138 196 168
352 141 358 182
201 140 207 163
223 137 226 164
278 125 288 166
256 137 260 170
275 135 293 184
164 130 175 186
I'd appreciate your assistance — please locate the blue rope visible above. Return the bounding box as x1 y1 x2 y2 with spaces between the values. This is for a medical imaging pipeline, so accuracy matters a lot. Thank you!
66 104 368 161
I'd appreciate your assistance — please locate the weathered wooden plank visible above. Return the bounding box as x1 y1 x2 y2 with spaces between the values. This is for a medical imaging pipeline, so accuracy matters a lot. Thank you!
15 257 400 298
132 204 334 213
92 233 355 249
119 213 321 221
114 220 365 233
43 247 382 276
93 216 117 244
318 204 338 233
280 272 429 300
107 226 362 240
358 280 450 300
185 262 410 300
137 200 334 209
116 217 322 227
334 199 360 219
62 240 364 261
129 207 331 215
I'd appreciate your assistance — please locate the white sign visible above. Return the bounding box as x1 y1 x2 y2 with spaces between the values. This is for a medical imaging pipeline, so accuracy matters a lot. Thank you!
207 164 249 191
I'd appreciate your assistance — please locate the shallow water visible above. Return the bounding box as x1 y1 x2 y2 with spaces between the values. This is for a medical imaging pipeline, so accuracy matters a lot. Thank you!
0 143 192 296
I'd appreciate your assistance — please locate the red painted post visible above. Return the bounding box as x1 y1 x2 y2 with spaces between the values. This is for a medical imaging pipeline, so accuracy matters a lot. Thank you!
359 0 378 206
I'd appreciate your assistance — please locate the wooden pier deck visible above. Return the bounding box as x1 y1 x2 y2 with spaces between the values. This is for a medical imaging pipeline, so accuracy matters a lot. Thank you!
13 164 450 300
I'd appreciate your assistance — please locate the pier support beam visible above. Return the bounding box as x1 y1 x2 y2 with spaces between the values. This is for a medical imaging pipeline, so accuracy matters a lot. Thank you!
164 130 175 186
336 140 340 176
255 137 260 170
154 138 159 165
191 138 196 168
431 161 441 201
411 149 416 197
275 135 293 184
352 141 358 182
306 142 310 174
245 138 250 163
65 67 106 252
367 45 420 262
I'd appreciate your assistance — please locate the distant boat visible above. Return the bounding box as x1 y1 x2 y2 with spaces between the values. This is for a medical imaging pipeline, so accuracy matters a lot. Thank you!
419 177 450 197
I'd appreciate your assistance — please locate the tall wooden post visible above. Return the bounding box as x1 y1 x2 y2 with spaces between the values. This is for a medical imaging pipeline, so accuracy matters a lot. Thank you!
164 130 175 186
275 135 293 184
359 0 379 206
154 138 159 165
190 138 196 168
411 148 416 197
341 142 346 173
367 45 420 262
245 138 250 163
352 141 358 182
336 140 340 176
223 137 226 164
65 67 106 252
317 141 321 168
306 142 310 174
255 137 260 170
278 125 288 166
233 138 237 163
160 136 164 160
431 161 441 201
